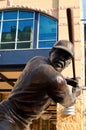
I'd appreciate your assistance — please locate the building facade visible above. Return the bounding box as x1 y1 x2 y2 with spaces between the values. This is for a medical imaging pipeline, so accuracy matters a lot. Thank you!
0 0 85 130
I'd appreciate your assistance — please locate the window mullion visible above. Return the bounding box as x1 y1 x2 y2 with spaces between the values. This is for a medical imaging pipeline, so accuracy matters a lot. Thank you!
15 10 19 49
0 12 3 43
33 12 39 48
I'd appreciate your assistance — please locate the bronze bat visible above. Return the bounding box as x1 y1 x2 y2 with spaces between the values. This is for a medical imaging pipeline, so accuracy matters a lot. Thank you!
66 8 82 96
66 8 76 79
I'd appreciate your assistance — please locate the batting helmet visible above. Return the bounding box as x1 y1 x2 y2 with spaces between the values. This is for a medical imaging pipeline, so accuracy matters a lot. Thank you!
53 40 74 57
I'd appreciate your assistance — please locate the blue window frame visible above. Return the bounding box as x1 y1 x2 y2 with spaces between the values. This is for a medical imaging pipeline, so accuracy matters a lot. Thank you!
0 10 58 50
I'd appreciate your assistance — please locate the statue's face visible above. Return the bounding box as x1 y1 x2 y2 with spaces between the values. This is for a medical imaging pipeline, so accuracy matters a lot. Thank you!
49 49 72 72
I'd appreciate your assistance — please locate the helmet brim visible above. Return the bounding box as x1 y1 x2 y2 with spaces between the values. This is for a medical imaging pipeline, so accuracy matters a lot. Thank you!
53 46 73 57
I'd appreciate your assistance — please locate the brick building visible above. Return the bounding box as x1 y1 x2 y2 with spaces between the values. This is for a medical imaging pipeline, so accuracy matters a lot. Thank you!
0 0 85 130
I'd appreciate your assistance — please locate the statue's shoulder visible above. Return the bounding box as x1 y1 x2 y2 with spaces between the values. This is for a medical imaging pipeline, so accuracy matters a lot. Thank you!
28 56 47 62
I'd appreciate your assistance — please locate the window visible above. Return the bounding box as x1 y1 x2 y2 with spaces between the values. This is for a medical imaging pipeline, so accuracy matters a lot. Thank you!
0 10 58 50
38 14 57 48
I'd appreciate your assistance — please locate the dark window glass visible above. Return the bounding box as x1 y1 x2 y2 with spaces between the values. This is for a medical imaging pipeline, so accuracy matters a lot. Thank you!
17 42 32 49
18 20 33 42
0 43 15 49
19 11 34 19
3 11 17 20
1 21 16 42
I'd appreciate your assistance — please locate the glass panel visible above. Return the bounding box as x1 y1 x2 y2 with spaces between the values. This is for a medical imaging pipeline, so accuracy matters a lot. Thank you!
18 20 33 41
39 14 57 40
3 11 17 20
38 41 55 48
1 21 16 42
0 12 2 20
19 11 34 19
0 43 15 49
17 42 32 49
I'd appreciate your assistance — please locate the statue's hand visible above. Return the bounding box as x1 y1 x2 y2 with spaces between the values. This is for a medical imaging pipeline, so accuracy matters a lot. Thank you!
72 87 81 97
66 77 78 88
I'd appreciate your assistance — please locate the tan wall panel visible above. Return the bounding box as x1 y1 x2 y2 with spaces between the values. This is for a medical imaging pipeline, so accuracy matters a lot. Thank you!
74 25 82 41
59 0 81 8
59 26 69 40
62 63 75 78
13 0 57 8
0 0 7 6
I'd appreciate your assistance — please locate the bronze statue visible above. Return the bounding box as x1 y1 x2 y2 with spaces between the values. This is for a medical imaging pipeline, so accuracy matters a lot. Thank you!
0 40 81 130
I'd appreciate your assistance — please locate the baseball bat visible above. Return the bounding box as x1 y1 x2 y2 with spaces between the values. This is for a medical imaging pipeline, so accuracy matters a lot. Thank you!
66 8 76 79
